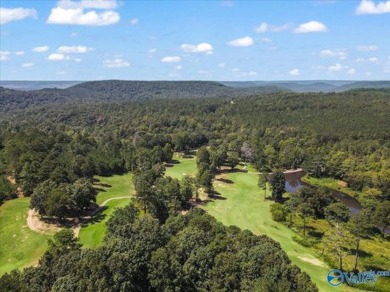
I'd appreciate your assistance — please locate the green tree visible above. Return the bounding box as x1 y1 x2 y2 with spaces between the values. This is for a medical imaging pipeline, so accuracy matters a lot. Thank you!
269 169 285 202
347 210 373 271
258 173 267 200
297 203 314 237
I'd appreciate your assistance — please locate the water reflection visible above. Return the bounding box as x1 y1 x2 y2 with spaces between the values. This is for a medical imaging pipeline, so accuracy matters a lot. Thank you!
284 170 361 214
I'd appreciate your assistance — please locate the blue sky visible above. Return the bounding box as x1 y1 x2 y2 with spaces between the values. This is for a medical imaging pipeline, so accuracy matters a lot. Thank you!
0 0 389 81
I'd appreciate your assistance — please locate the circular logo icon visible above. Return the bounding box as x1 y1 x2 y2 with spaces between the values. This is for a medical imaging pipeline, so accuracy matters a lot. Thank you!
327 269 344 286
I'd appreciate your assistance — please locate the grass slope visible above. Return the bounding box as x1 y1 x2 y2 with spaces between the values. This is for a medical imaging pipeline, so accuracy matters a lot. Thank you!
167 158 361 292
0 198 52 276
78 173 133 248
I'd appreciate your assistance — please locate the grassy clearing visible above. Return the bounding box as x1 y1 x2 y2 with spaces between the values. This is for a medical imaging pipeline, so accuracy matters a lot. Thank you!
0 198 52 276
78 173 133 248
167 158 363 292
165 153 196 180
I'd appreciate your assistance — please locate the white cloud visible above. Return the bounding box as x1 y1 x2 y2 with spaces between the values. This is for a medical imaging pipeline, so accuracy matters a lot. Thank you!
48 53 67 61
56 70 66 75
0 51 11 61
232 68 240 72
356 45 378 51
14 51 25 56
175 65 182 70
294 21 328 33
0 7 37 24
32 46 49 53
328 63 343 72
181 42 213 54
130 18 138 25
320 49 347 59
356 0 390 15
356 57 365 63
22 62 34 68
248 71 258 76
57 45 91 53
198 70 209 75
255 22 268 33
347 68 356 74
289 68 300 76
103 58 130 68
161 56 181 63
74 58 82 62
260 38 272 43
254 22 292 33
227 36 254 47
368 57 379 63
71 32 78 37
218 63 226 68
56 0 119 10
47 1 120 26
148 48 157 54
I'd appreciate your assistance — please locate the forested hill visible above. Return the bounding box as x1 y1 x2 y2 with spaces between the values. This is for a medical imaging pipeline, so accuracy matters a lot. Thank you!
0 80 285 112
65 80 286 100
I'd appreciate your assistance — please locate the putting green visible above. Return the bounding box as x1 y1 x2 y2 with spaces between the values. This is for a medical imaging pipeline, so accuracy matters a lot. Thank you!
0 198 52 276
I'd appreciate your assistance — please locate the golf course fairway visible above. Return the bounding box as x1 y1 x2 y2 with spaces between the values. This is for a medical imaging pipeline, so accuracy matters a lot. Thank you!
78 173 133 248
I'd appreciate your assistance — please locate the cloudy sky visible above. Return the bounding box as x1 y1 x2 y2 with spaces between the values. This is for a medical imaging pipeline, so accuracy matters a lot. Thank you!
0 0 389 81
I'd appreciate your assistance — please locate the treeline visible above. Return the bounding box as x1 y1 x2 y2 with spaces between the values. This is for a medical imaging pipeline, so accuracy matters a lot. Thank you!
0 208 317 291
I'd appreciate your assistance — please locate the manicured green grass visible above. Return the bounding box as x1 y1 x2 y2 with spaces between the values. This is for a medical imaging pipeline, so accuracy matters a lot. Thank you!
167 158 361 292
165 153 196 180
0 198 52 276
78 173 133 248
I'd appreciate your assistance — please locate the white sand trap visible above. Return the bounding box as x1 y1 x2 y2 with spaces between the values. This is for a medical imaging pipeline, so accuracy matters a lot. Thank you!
298 255 327 267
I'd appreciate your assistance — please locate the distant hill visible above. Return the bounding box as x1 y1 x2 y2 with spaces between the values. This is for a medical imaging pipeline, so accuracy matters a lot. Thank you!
64 80 286 100
0 80 286 112
0 81 82 90
222 80 390 92
335 81 390 92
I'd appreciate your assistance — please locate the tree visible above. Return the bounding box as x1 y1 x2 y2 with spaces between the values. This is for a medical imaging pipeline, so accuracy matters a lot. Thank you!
241 142 253 165
48 229 81 252
196 146 210 168
346 210 373 271
258 173 267 200
71 178 97 213
269 169 285 202
226 151 240 170
197 169 212 193
297 203 314 237
44 186 73 219
323 202 351 270
324 202 350 226
373 201 390 234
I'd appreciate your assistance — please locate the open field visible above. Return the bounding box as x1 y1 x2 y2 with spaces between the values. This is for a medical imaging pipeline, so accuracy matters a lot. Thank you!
78 173 133 248
0 198 52 276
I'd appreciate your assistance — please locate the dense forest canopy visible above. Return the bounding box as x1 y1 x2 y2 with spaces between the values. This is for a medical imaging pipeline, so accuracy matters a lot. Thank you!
0 82 389 204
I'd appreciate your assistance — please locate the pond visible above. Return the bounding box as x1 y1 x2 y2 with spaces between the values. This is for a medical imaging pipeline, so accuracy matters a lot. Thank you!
284 170 361 213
